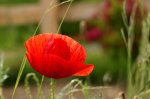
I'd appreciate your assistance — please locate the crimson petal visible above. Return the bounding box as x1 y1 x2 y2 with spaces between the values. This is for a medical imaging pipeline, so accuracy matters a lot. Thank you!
25 33 94 79
61 35 86 62
26 52 93 79
43 38 71 60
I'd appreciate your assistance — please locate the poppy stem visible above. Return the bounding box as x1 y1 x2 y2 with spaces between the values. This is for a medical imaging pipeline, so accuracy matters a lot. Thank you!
39 75 45 99
50 78 55 99
84 77 90 99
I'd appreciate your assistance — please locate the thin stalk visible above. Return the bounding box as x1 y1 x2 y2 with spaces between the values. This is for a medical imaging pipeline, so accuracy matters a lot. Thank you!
121 29 127 48
38 75 45 99
65 86 110 95
121 1 133 96
33 0 72 36
50 78 55 99
122 1 129 30
12 56 26 99
56 0 73 33
68 86 73 99
24 73 41 99
127 30 133 93
126 2 137 98
83 77 90 99
83 82 89 99
57 79 83 99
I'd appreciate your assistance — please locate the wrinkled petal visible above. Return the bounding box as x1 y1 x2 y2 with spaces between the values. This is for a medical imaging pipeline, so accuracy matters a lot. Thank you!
25 33 52 53
43 38 71 60
73 64 94 76
25 33 64 53
25 33 86 62
62 35 86 62
26 52 93 79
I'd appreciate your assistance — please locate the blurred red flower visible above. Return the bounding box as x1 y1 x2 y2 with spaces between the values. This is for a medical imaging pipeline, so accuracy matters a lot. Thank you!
25 33 94 79
126 0 135 15
85 27 103 42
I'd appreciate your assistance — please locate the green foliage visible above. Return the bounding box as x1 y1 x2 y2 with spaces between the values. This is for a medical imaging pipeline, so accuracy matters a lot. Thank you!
121 0 150 98
0 24 37 49
0 24 38 85
60 21 80 36
85 45 127 84
128 13 150 99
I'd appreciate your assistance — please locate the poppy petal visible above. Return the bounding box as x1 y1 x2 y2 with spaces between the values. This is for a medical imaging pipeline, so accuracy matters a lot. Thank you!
26 52 93 79
43 38 71 60
25 33 65 53
25 33 86 62
45 56 93 78
73 64 94 76
25 33 52 53
62 35 86 62
26 52 73 78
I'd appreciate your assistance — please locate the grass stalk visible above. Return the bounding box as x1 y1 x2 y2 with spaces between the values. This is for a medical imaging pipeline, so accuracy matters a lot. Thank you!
24 73 43 99
121 0 138 98
68 85 73 99
12 56 26 99
56 0 73 33
38 75 45 99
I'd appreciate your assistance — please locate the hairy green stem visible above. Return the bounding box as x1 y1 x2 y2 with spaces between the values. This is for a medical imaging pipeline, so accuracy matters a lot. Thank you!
51 78 55 99
38 75 45 99
83 82 89 99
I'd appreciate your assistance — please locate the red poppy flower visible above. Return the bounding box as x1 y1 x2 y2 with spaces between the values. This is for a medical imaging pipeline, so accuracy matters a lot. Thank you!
25 33 94 79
